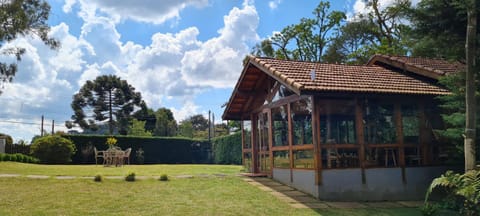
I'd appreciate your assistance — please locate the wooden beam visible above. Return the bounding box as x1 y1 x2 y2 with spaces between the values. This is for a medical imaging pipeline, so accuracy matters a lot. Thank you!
394 103 406 184
251 114 258 174
288 102 294 183
355 98 366 184
267 109 273 178
418 102 430 165
313 96 323 185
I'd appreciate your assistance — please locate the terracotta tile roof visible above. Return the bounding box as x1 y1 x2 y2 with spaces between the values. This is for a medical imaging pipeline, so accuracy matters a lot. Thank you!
367 54 465 80
251 56 451 95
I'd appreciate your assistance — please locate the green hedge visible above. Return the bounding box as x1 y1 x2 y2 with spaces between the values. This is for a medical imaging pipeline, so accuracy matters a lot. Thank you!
0 153 39 163
212 132 242 165
62 135 211 164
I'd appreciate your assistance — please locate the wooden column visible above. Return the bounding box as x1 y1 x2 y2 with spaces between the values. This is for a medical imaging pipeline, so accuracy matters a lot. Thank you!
287 103 294 183
355 98 366 184
418 101 429 165
267 109 273 177
251 114 258 174
394 103 406 183
313 96 322 185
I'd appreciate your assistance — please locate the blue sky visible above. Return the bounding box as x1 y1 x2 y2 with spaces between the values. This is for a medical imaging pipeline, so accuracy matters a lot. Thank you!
0 0 376 142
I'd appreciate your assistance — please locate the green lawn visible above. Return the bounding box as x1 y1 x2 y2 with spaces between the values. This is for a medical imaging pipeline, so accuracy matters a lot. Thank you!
0 161 242 177
0 162 422 216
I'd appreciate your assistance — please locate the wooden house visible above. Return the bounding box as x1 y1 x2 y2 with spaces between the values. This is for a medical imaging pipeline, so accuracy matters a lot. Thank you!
222 54 464 200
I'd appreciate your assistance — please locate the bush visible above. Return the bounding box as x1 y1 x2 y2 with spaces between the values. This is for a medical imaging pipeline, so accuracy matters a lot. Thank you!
30 135 76 164
159 174 169 181
125 172 136 182
94 174 103 182
0 153 38 163
212 132 242 165
425 170 480 216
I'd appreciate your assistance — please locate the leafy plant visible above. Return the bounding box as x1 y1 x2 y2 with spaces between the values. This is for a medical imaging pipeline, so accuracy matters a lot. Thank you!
94 174 103 182
425 170 480 216
159 174 169 181
30 135 76 164
105 137 117 148
125 172 136 182
420 203 438 216
0 153 39 163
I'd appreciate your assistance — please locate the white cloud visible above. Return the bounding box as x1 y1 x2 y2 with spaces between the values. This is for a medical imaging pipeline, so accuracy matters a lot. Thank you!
0 0 260 142
170 101 200 122
181 2 259 88
268 0 282 10
69 0 209 24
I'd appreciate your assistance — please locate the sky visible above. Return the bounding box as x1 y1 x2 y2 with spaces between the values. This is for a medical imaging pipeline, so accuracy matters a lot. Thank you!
0 0 396 143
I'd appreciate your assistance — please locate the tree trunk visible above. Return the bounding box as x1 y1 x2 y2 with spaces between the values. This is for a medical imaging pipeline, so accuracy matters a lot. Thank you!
464 0 477 172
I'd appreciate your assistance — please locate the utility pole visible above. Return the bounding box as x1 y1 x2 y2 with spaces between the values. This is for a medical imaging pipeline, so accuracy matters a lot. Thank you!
208 110 211 142
41 115 44 136
51 120 54 135
464 0 477 172
212 113 215 138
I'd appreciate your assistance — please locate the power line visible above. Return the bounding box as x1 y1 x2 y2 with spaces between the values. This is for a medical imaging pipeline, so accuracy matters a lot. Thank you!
0 119 65 127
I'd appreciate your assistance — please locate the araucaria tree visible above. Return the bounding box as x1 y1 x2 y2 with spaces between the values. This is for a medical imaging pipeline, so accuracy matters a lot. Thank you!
67 75 146 135
0 0 59 94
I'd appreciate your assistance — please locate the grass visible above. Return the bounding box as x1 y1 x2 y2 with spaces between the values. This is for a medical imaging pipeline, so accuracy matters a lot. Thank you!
0 162 423 216
0 161 242 177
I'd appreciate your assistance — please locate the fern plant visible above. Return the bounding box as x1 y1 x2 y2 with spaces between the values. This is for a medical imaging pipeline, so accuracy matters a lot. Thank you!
425 170 480 216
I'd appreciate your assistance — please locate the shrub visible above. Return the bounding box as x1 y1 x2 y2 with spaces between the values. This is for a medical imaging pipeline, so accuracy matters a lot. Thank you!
159 174 169 181
125 172 136 182
0 153 38 163
94 174 103 182
425 170 480 216
212 132 242 165
30 135 76 164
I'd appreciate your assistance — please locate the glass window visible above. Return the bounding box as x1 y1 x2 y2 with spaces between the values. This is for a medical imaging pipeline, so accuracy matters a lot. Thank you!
319 100 356 144
364 102 396 144
273 151 290 168
364 147 399 167
257 113 269 151
293 150 314 169
272 105 289 147
402 104 419 144
292 98 313 145
321 148 359 168
243 152 252 172
242 120 252 149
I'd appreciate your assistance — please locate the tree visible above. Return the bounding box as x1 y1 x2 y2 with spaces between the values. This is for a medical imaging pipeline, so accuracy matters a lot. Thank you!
128 119 152 137
66 75 146 135
187 114 209 131
178 121 193 138
410 0 480 167
0 0 59 94
133 108 156 133
323 0 411 64
153 107 177 137
409 0 471 60
464 0 477 171
258 1 345 62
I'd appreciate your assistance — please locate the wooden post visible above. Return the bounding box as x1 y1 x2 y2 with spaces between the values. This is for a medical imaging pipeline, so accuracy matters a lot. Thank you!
395 103 406 183
355 98 366 184
267 109 273 177
418 102 429 165
288 103 294 182
251 114 258 174
313 96 323 185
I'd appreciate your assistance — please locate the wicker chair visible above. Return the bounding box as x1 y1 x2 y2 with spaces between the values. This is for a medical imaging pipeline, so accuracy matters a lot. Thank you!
123 148 132 165
93 147 104 165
